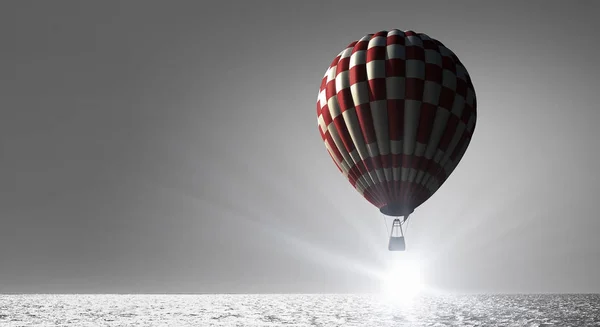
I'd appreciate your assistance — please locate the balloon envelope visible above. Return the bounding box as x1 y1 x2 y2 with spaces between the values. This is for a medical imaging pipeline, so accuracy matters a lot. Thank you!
316 29 477 217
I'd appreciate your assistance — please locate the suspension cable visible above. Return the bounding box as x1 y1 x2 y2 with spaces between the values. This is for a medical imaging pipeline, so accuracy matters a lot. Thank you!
398 218 404 237
403 215 411 235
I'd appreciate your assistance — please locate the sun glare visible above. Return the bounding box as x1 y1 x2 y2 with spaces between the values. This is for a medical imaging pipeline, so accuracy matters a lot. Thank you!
380 258 425 303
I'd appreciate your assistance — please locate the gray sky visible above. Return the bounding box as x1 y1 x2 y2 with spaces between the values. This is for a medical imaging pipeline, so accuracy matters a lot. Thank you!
1 0 599 294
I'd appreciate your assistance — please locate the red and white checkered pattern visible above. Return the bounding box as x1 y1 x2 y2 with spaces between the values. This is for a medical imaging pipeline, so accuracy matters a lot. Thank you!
316 29 477 217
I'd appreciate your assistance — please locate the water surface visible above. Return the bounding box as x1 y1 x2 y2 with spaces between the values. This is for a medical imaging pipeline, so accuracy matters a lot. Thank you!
1 294 599 326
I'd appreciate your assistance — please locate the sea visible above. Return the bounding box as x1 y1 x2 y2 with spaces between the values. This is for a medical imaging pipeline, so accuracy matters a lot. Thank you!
1 294 599 327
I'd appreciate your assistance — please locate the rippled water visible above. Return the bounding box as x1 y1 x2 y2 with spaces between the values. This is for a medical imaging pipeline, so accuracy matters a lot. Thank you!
1 294 600 326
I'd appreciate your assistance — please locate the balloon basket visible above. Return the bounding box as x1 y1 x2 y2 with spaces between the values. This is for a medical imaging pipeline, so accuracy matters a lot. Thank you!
388 218 406 251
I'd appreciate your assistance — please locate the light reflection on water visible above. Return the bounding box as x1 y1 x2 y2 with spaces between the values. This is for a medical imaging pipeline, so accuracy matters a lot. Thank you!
1 294 599 326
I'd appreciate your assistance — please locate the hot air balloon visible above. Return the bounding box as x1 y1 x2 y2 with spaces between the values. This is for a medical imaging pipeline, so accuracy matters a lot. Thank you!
316 29 477 251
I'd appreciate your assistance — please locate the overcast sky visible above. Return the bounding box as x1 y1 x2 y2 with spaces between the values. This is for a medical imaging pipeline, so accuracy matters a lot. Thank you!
1 0 599 294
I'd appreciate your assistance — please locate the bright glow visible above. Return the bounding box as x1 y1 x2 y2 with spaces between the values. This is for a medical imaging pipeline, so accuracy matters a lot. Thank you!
379 258 425 303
